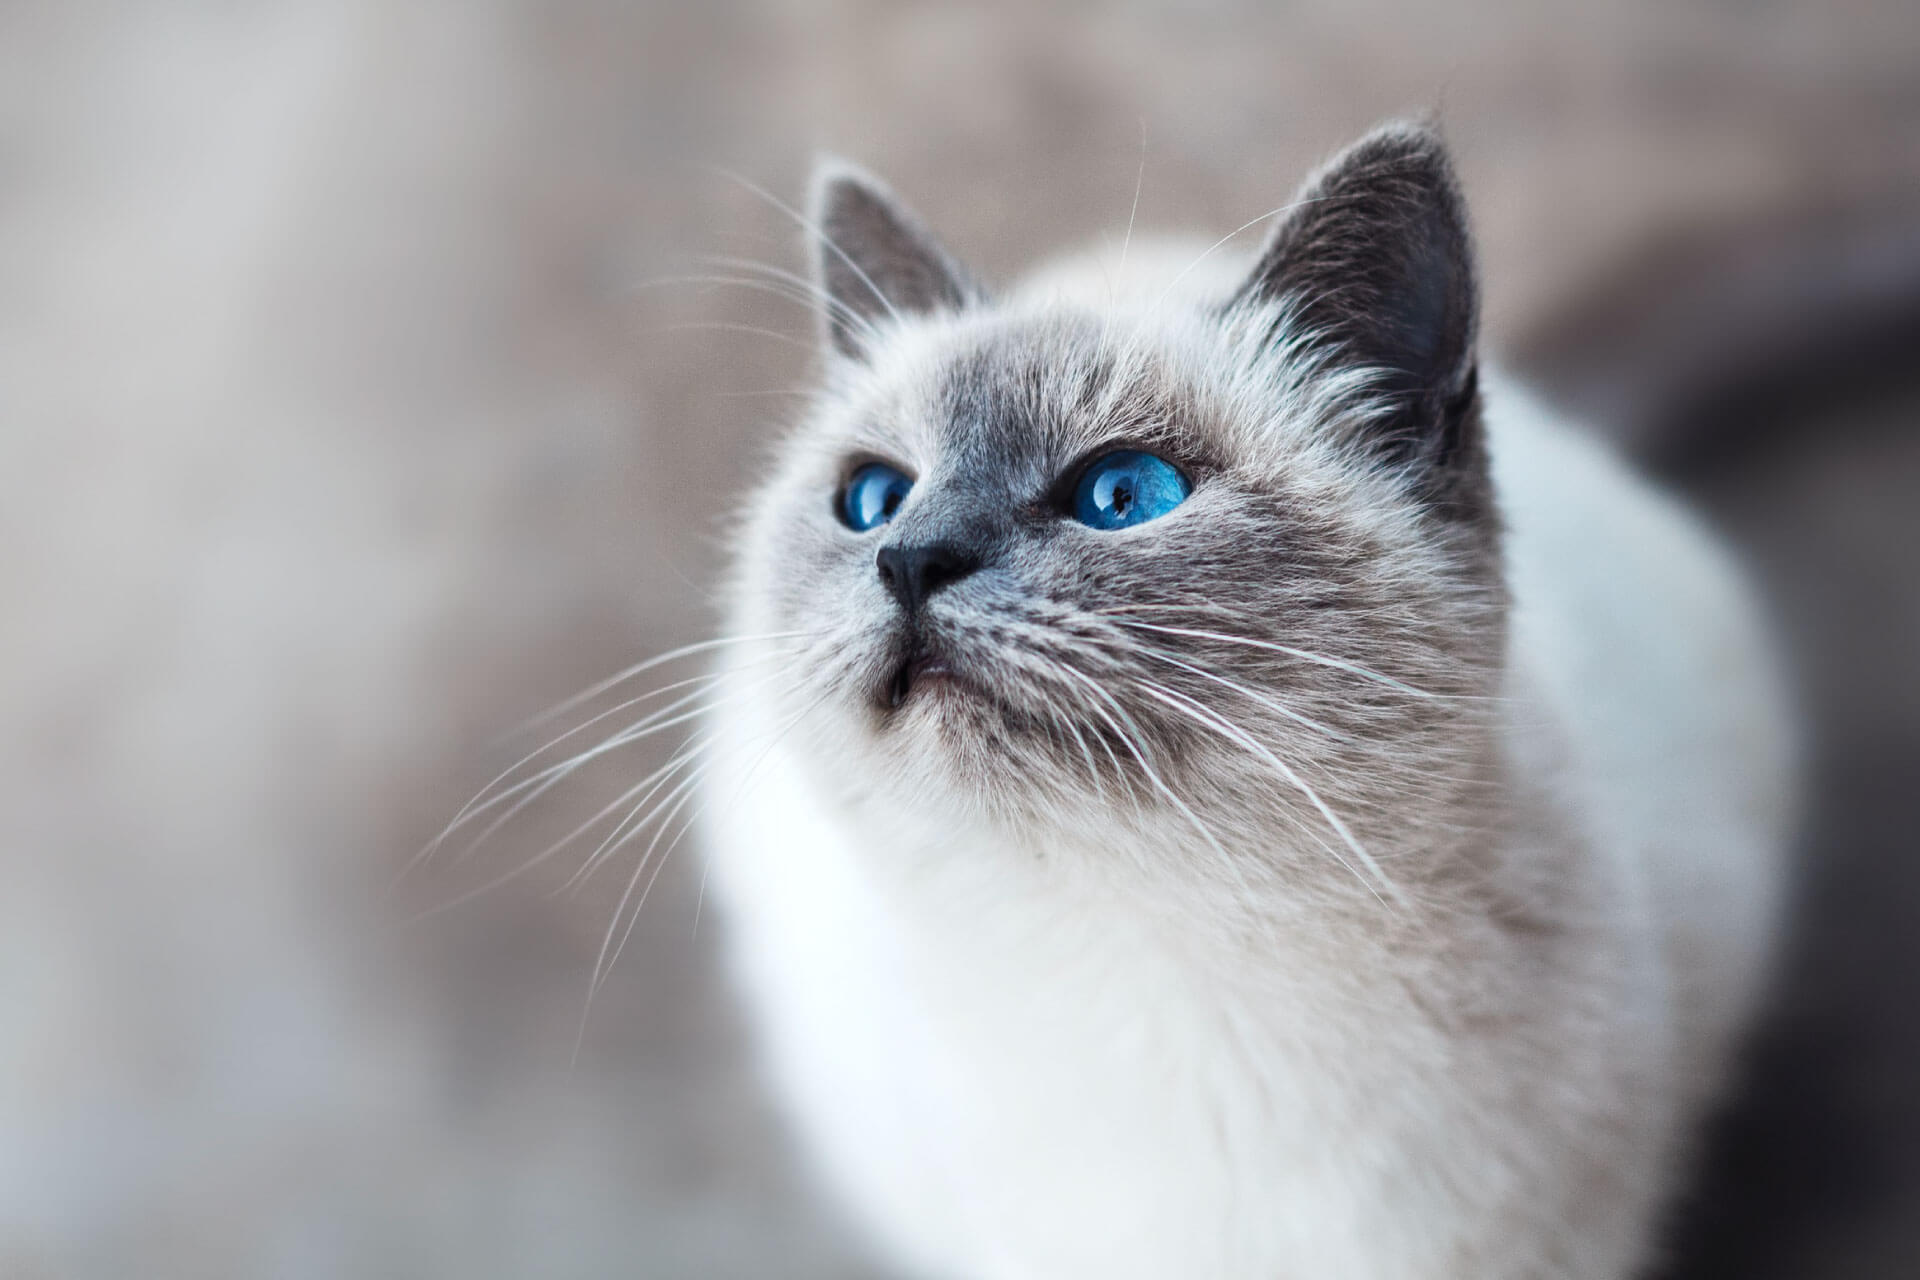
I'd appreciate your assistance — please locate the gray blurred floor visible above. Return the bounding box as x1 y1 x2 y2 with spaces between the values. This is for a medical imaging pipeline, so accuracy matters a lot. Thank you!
3 2 1918 1276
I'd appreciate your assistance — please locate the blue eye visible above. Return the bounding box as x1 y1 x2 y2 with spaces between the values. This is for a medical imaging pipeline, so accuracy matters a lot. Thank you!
840 462 914 531
1071 450 1191 530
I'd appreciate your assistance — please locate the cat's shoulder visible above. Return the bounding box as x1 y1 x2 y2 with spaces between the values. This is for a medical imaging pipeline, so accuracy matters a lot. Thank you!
1485 371 1797 905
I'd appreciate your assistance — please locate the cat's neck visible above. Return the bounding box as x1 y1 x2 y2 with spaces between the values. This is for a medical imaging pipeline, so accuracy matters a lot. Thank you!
815 715 1545 990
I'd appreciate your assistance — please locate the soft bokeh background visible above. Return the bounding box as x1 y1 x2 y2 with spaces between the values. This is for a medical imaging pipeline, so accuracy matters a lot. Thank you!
5 2 1919 1276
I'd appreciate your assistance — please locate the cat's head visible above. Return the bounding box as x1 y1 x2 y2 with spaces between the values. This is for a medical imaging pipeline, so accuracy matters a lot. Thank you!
726 123 1506 887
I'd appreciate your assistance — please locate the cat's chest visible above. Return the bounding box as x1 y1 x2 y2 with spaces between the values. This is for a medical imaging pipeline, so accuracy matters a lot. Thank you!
701 732 1432 1274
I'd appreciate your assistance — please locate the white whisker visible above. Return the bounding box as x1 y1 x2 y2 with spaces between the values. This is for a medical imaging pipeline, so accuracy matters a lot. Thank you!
563 747 714 895
1147 192 1343 315
1126 641 1353 743
656 320 814 353
1050 659 1252 900
510 630 809 740
572 686 831 1069
399 671 732 890
408 744 707 923
1132 677 1403 908
438 675 771 867
1106 617 1438 698
697 253 886 342
631 272 866 326
710 166 907 330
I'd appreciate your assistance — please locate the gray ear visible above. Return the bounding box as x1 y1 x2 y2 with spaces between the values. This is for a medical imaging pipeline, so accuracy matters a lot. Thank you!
809 160 980 360
1228 122 1480 472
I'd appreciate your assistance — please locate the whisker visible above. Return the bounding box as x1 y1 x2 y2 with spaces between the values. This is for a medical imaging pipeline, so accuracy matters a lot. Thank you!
509 629 810 740
713 385 820 402
407 744 708 923
1124 642 1352 743
573 781 709 1067
630 272 863 323
439 674 769 866
1053 703 1109 803
1007 644 1143 809
656 321 814 353
573 686 831 1068
596 779 708 976
690 683 837 944
1104 617 1439 699
406 653 803 903
1097 118 1150 339
697 253 885 343
562 745 714 895
1118 118 1148 288
1148 191 1345 315
709 166 907 331
1049 659 1251 896
399 672 730 890
452 667 731 831
1132 677 1404 908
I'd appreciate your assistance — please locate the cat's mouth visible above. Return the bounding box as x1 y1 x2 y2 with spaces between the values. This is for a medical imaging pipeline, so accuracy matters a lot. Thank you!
871 626 1052 738
883 642 959 710
869 629 1060 745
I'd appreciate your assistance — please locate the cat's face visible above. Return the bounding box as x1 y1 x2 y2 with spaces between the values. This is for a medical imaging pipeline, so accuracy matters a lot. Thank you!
729 125 1506 881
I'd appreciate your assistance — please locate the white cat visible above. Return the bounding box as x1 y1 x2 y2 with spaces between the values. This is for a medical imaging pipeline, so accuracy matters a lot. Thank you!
698 123 1797 1279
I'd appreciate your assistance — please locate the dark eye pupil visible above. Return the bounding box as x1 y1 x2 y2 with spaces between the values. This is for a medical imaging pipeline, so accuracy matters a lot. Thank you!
1111 481 1133 514
882 491 902 517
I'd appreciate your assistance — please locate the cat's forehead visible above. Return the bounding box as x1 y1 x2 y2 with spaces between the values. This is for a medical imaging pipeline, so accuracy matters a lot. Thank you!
834 311 1218 473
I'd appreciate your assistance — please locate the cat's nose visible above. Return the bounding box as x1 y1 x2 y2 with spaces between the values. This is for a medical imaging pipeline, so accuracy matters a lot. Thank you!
875 542 981 614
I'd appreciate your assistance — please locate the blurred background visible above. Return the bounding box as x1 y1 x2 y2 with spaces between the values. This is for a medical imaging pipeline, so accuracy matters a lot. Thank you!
4 2 1918 1276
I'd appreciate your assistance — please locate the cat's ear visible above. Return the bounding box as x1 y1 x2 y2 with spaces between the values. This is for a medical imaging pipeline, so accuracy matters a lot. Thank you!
809 159 981 361
1228 122 1480 474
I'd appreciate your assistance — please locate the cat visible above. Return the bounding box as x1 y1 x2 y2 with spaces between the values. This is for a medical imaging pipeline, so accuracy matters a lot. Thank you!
695 122 1798 1279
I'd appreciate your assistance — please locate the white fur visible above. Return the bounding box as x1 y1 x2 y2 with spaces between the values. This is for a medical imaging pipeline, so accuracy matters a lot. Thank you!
699 246 1796 1279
